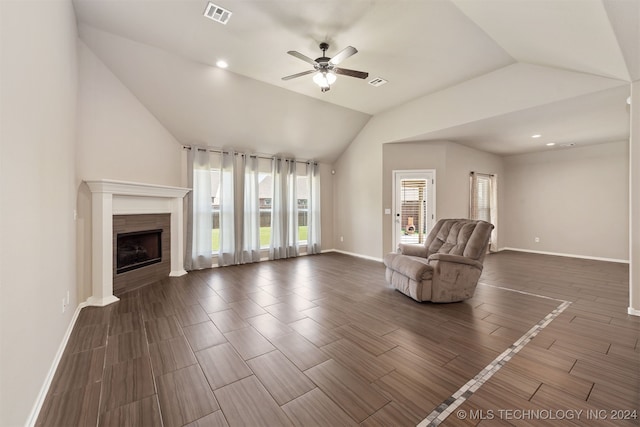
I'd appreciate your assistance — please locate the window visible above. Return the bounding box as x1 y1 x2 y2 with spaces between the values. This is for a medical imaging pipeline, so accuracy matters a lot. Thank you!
210 153 222 253
470 172 497 250
207 155 314 253
296 173 309 244
258 158 272 248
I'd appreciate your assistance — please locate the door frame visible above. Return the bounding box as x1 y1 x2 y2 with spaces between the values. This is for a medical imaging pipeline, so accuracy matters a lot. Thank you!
392 169 436 252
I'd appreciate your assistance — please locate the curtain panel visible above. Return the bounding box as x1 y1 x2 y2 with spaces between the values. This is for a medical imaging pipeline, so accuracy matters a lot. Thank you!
469 171 498 252
307 162 321 254
269 158 298 260
241 155 261 263
217 153 262 266
185 147 213 270
218 152 237 266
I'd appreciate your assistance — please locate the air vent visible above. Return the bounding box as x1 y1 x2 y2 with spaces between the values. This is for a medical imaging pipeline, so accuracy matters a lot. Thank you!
559 143 575 148
368 77 388 87
203 2 232 25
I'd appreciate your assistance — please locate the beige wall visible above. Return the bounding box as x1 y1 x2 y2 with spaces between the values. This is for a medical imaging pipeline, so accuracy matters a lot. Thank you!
382 141 504 253
331 65 622 261
332 130 382 258
502 141 629 261
76 41 183 301
0 1 79 424
630 81 639 314
319 163 334 250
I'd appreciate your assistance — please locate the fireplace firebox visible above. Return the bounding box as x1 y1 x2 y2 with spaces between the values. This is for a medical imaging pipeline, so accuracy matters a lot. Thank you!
116 229 162 274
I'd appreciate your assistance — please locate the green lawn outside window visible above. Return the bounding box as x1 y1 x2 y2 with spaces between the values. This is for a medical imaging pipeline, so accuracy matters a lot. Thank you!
211 227 308 252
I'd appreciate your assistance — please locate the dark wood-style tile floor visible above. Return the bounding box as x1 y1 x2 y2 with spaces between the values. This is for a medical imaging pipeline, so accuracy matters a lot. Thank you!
36 251 639 426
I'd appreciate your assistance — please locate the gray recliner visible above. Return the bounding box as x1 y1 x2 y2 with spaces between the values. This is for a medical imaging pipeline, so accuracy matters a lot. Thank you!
384 218 494 302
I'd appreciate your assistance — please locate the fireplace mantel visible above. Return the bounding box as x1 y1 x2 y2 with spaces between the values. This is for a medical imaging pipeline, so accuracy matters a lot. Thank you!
85 179 191 306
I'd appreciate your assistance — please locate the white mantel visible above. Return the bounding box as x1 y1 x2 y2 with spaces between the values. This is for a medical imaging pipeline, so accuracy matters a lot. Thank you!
85 179 191 306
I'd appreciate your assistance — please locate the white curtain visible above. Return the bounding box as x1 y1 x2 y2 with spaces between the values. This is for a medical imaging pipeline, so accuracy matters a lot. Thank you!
269 158 298 259
489 176 498 251
185 147 213 270
218 152 261 266
470 172 498 252
241 155 261 263
307 162 321 254
218 151 236 266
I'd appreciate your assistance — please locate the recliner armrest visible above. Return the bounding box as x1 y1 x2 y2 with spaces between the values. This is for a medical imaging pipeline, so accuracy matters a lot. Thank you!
428 253 483 270
398 243 428 257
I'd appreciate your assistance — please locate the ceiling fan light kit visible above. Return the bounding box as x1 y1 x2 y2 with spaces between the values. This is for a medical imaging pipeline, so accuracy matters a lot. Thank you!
313 71 337 92
283 42 368 92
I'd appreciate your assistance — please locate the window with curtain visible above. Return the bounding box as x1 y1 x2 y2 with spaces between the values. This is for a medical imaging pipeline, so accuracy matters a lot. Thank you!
470 171 498 251
269 158 298 260
185 147 215 270
187 147 321 268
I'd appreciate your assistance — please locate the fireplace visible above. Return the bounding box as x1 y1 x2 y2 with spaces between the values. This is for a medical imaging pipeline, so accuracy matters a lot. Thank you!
112 214 171 295
85 179 190 307
116 229 162 274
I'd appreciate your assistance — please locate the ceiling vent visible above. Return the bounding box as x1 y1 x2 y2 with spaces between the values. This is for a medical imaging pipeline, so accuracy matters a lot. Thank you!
368 77 388 87
203 2 232 25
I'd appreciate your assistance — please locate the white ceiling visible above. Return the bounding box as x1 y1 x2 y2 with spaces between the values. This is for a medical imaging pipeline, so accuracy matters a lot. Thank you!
72 0 639 160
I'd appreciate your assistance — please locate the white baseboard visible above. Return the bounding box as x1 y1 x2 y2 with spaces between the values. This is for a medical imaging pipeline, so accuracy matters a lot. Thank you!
628 307 640 317
326 249 383 263
498 247 629 264
26 301 88 427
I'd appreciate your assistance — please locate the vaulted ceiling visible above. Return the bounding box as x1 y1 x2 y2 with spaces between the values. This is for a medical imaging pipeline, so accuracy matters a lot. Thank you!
73 0 639 161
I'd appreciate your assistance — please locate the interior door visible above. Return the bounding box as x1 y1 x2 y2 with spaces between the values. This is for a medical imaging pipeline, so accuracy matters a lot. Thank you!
392 170 435 251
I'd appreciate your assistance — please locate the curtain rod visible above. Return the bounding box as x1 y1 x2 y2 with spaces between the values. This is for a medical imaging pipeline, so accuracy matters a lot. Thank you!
470 171 495 177
182 145 317 165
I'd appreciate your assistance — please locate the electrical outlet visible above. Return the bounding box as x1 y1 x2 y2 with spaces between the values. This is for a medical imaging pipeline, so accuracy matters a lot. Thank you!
534 237 540 243
340 236 344 242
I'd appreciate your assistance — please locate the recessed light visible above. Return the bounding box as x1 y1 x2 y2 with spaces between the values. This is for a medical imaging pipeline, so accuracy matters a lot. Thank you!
531 134 542 138
546 142 556 146
216 60 228 69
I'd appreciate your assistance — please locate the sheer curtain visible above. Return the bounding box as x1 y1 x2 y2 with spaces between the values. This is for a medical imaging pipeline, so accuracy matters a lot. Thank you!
269 158 298 260
185 147 213 270
218 151 236 266
218 152 261 266
469 171 498 252
241 155 261 263
306 162 321 254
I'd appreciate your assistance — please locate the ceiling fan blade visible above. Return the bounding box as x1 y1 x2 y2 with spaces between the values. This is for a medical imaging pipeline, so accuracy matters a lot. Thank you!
281 69 316 81
334 67 369 79
329 46 357 65
287 51 318 66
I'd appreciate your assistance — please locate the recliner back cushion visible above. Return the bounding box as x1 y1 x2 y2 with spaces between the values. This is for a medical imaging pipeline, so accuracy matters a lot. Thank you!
425 219 493 260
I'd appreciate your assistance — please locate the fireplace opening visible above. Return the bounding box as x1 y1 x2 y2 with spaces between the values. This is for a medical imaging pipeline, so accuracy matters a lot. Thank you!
116 229 162 274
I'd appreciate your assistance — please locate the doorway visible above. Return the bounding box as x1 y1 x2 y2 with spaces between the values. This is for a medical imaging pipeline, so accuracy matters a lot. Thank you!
392 170 435 251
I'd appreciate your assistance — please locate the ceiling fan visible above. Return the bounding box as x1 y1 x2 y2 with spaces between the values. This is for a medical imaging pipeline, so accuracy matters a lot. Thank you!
282 42 369 92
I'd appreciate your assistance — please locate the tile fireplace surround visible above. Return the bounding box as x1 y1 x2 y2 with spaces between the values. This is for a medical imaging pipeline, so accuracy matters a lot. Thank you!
85 179 190 306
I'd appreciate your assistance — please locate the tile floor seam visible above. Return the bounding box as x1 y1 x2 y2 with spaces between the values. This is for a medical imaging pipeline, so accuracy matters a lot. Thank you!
417 285 572 427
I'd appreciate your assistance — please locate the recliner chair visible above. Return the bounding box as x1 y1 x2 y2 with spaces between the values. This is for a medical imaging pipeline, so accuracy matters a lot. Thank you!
384 218 494 302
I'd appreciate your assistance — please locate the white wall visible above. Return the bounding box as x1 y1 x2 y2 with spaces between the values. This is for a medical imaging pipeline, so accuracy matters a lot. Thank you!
502 141 629 261
381 141 504 253
76 40 183 301
0 1 78 425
